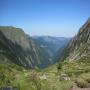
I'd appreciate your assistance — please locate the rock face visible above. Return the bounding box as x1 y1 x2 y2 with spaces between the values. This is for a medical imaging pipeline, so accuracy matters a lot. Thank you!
62 17 90 61
0 26 51 68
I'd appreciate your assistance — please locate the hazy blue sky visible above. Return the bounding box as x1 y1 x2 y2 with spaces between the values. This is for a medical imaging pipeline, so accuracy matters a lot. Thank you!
0 0 90 37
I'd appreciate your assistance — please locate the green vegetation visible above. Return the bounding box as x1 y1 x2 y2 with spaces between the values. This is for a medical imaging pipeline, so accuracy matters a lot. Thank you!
58 59 90 88
0 63 72 90
0 58 90 90
0 59 89 89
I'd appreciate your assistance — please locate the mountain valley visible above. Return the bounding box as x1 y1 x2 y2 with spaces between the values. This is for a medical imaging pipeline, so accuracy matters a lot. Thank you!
0 18 90 90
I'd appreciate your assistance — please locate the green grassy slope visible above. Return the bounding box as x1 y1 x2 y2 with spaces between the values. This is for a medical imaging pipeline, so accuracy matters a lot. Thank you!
0 58 90 90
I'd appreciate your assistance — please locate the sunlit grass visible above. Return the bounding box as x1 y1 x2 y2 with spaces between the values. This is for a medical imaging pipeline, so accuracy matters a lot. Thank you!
0 59 90 90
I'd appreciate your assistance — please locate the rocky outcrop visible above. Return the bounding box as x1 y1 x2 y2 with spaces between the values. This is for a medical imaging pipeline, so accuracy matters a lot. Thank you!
62 17 90 61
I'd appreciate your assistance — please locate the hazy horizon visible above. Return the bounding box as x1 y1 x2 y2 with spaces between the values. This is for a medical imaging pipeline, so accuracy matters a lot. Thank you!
0 0 90 37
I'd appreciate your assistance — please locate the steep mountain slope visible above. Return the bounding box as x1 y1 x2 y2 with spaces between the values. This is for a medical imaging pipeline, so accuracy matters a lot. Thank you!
32 36 70 63
0 26 51 68
61 17 90 61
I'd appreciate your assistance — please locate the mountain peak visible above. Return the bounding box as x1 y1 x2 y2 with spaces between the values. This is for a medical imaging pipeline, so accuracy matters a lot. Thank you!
79 17 90 34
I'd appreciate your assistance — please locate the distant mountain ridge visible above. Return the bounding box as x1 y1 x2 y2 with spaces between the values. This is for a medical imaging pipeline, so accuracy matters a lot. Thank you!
32 36 70 63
